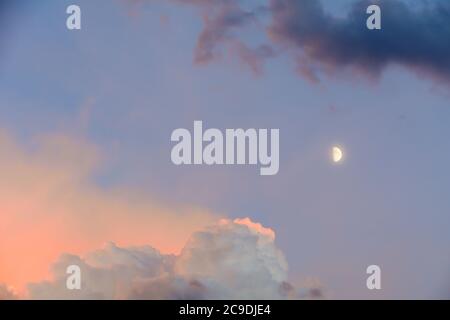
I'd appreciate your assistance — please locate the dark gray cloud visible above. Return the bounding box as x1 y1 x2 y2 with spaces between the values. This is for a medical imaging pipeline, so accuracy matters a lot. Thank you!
190 0 256 64
158 0 450 82
268 0 450 82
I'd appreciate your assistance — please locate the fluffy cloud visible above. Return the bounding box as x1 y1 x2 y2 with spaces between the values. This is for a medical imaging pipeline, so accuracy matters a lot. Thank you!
187 0 256 64
0 284 17 300
0 130 218 290
28 218 297 299
0 126 321 300
0 131 322 300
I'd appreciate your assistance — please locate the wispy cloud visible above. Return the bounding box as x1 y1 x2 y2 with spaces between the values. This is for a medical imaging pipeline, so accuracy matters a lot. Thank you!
137 0 450 82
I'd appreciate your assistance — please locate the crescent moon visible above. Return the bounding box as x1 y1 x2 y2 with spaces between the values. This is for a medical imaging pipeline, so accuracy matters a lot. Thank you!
332 146 343 163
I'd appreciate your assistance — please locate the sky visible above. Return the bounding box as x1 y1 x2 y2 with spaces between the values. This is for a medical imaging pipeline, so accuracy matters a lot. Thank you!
0 0 449 299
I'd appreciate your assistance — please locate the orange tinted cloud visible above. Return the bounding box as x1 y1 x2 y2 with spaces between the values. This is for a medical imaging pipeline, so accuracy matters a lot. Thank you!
0 130 219 293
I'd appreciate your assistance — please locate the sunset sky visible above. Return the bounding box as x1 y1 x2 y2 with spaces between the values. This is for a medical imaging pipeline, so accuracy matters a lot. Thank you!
0 0 449 299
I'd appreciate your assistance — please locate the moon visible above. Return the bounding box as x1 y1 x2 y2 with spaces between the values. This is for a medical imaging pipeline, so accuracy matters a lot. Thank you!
332 146 343 163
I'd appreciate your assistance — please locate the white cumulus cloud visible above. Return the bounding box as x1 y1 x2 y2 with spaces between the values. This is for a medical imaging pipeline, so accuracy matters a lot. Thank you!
0 284 17 300
28 218 298 300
